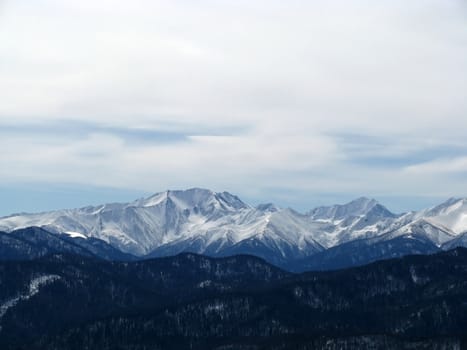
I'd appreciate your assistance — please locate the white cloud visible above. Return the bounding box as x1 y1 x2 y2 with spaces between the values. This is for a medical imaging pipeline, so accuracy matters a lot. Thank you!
405 157 467 175
1 0 467 204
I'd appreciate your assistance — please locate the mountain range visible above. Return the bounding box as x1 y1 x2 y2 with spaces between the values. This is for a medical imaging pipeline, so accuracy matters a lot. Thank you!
1 188 467 270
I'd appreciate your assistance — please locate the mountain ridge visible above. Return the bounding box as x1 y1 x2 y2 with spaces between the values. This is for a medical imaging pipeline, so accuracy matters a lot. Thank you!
1 188 467 270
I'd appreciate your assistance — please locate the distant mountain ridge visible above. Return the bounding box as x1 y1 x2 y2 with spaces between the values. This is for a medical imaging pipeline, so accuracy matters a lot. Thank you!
1 188 467 270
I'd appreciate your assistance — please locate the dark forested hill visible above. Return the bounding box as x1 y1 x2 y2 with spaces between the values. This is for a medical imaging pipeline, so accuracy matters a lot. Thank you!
0 249 466 349
0 227 136 261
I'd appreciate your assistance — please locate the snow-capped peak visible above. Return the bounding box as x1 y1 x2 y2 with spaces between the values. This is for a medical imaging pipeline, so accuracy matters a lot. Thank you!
423 198 467 234
308 197 390 221
132 188 249 212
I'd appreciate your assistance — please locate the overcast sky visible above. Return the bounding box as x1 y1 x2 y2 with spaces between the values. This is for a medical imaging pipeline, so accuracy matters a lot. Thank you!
1 0 467 215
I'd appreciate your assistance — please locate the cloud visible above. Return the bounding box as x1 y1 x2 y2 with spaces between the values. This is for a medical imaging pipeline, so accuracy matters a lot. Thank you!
0 120 338 191
405 157 467 175
1 0 467 210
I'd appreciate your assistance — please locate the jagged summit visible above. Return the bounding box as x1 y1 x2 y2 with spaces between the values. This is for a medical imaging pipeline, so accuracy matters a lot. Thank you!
133 188 249 212
307 197 393 221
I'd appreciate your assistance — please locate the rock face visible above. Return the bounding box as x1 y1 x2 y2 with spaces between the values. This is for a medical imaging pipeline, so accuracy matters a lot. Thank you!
1 189 467 270
0 249 467 349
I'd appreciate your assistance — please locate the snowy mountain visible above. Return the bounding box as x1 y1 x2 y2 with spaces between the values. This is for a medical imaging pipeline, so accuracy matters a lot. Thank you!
1 189 467 269
293 197 467 270
380 198 467 247
147 207 324 267
308 197 393 221
306 197 399 248
0 189 324 264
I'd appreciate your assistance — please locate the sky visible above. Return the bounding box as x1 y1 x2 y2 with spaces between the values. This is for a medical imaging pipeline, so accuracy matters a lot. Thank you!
1 0 467 215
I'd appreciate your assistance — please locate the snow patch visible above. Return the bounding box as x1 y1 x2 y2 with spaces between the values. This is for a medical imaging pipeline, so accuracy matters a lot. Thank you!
0 275 61 330
63 231 87 239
